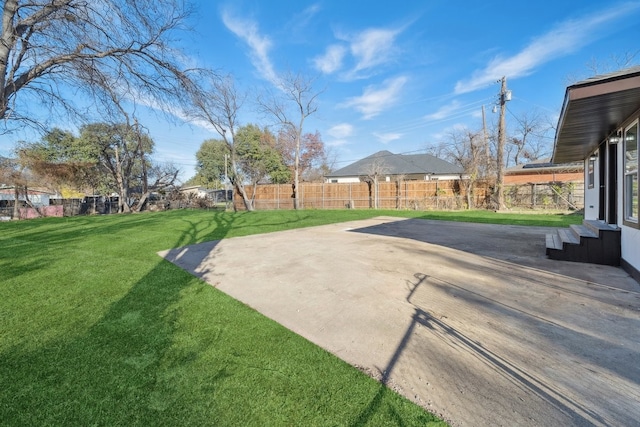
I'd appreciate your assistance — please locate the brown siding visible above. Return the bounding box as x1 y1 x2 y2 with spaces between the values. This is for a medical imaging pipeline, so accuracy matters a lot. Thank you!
504 171 583 184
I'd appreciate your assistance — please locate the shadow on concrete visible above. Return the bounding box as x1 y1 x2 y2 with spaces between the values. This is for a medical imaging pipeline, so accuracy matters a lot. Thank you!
351 271 617 427
349 217 639 291
348 218 640 426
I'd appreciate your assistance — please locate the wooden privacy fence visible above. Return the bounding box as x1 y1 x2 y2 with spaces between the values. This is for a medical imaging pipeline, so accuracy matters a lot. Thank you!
234 179 585 211
2 179 583 219
234 180 492 211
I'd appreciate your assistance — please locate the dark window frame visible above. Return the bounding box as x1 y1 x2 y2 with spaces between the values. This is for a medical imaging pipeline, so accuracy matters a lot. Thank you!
623 120 639 228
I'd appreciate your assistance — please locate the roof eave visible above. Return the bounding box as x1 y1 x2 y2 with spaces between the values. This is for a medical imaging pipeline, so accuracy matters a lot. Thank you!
551 68 640 163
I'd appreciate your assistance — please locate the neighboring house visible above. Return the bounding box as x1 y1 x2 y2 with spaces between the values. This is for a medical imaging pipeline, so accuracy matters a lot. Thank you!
179 186 231 203
504 159 583 184
546 66 640 282
179 186 212 198
325 150 465 183
0 186 62 219
0 186 53 206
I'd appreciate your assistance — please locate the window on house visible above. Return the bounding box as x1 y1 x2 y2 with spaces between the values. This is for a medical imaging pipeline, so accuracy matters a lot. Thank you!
587 156 595 189
624 121 638 223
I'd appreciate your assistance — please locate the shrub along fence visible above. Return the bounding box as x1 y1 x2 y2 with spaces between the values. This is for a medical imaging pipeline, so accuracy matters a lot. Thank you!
233 180 584 211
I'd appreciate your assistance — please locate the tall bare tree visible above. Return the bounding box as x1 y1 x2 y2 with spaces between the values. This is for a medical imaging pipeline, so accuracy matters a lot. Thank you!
360 157 390 209
429 126 488 209
585 50 639 76
259 73 322 209
0 0 196 130
565 50 640 85
187 74 255 211
508 110 552 166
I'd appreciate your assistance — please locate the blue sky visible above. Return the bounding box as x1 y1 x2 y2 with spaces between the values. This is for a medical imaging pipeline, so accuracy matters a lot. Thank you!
3 0 640 180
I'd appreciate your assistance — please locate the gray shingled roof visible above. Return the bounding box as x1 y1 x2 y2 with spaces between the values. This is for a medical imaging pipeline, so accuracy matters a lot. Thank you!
326 150 463 177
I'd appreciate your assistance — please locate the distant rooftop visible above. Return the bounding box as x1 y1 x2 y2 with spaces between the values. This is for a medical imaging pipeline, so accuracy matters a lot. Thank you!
506 158 583 173
326 150 463 177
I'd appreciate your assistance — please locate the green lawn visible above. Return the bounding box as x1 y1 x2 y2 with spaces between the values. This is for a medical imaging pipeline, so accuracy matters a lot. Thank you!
0 209 580 426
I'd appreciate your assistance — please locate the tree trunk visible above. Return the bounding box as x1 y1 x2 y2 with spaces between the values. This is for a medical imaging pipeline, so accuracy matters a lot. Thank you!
132 192 149 212
12 185 19 219
234 180 253 211
293 135 300 210
230 157 254 211
366 180 373 208
373 175 379 209
466 180 474 209
113 145 130 213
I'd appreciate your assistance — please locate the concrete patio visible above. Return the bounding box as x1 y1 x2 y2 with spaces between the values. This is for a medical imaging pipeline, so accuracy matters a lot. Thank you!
160 217 640 426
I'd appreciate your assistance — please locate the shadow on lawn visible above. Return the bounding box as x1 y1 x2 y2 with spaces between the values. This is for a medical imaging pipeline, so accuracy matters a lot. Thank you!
0 210 240 425
4 209 385 425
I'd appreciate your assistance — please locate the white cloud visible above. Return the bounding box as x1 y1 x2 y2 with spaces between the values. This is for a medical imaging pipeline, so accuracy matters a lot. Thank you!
454 3 640 94
313 44 347 74
292 4 321 28
373 132 402 144
341 76 408 119
350 28 402 73
429 123 467 142
470 109 483 119
328 123 354 139
425 100 462 121
329 25 405 80
221 10 278 85
326 139 350 147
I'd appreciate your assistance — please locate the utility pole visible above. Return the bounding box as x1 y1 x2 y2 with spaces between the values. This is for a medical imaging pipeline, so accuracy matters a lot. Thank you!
496 76 510 210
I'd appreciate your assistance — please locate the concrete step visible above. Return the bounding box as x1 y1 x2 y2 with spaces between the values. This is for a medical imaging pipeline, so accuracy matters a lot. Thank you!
583 219 619 236
546 220 621 266
558 227 580 245
570 224 597 239
545 233 562 251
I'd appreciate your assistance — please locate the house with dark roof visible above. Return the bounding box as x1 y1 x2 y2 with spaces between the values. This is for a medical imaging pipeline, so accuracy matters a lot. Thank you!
325 150 465 183
546 66 640 282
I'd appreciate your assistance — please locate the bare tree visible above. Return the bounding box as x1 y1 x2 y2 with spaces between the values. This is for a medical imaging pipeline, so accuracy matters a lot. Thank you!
0 0 196 131
432 127 487 209
586 51 639 75
258 72 322 209
566 50 640 85
393 173 407 209
187 74 255 211
132 162 180 212
360 158 390 209
508 110 553 166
